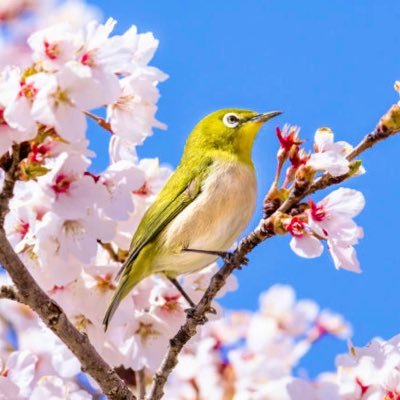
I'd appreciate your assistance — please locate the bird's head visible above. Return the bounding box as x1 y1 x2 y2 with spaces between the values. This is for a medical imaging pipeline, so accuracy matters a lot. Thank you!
185 108 282 163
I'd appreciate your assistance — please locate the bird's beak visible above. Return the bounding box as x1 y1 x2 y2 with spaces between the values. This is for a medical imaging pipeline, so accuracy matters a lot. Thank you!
245 111 282 124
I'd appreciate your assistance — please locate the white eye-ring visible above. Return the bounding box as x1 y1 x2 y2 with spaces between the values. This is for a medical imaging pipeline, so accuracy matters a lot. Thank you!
223 113 240 128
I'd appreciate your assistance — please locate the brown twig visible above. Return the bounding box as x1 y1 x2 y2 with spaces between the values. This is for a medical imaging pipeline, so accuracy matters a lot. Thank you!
97 240 121 263
84 111 113 134
148 104 400 400
0 146 135 400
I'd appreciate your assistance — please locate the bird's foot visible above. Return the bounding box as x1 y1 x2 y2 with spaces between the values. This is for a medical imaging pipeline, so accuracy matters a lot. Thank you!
184 307 208 324
220 251 235 264
220 252 249 269
184 305 217 324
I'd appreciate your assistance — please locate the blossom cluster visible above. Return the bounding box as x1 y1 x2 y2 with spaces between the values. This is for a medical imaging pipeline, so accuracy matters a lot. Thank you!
0 0 102 66
3 281 398 400
269 125 365 273
0 0 193 394
0 265 238 399
164 286 400 400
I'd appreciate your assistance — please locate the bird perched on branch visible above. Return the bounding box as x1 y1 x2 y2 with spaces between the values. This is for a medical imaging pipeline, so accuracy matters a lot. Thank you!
103 108 281 329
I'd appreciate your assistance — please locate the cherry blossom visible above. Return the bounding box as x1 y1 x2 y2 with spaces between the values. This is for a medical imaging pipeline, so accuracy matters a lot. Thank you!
109 135 139 164
30 376 91 400
29 67 101 142
37 152 100 218
0 351 37 398
99 160 145 220
118 311 171 372
2 68 37 136
307 127 352 177
28 23 82 70
285 216 324 258
307 188 365 272
4 206 37 253
0 69 37 155
259 285 319 335
35 210 115 266
307 188 365 239
107 68 167 145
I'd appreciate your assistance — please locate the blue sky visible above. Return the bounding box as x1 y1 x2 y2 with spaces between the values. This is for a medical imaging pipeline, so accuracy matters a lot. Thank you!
88 0 400 375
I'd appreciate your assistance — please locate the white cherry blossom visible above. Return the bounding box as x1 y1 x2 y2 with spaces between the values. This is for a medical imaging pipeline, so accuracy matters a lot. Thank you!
28 71 87 142
285 216 324 258
37 152 100 218
308 188 365 272
119 311 171 372
107 68 167 144
0 69 37 155
99 160 145 220
28 24 82 70
259 285 319 335
307 127 351 177
2 68 37 136
0 351 37 398
30 376 91 400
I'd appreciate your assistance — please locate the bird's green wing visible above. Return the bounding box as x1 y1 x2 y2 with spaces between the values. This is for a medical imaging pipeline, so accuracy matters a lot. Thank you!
116 161 210 279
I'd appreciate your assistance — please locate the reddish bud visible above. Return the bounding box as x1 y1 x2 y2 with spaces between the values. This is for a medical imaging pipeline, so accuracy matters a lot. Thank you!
276 125 302 153
308 199 326 222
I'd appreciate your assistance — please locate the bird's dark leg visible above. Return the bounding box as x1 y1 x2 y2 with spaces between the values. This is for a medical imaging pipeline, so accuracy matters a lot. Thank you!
183 248 248 266
168 277 196 308
167 277 217 320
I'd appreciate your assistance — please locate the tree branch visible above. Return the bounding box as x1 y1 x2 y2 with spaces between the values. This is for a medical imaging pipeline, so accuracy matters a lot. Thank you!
0 285 22 303
0 146 135 400
148 103 400 400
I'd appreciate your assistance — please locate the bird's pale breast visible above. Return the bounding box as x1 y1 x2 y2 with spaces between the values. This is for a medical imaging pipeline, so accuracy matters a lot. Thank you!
154 160 257 276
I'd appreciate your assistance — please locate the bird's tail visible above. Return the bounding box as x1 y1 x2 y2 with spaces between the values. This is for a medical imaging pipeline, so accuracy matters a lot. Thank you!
103 261 148 331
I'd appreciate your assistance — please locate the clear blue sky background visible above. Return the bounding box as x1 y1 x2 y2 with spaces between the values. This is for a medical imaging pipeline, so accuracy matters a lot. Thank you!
88 0 400 377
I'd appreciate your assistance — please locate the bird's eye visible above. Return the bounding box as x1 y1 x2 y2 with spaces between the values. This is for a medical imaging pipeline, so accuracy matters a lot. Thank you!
223 113 240 128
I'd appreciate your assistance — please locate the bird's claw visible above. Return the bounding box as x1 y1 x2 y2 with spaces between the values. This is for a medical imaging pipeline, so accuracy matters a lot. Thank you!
184 307 195 317
184 305 217 323
222 251 235 264
184 307 208 324
222 252 249 269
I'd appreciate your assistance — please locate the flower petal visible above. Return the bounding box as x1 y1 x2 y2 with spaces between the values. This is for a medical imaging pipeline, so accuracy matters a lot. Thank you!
290 235 324 258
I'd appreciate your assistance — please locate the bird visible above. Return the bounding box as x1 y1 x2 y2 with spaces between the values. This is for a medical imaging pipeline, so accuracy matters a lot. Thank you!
103 108 281 330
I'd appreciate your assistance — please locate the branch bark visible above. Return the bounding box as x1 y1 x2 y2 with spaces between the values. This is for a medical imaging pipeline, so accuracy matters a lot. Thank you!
0 146 135 400
148 104 400 400
0 285 22 302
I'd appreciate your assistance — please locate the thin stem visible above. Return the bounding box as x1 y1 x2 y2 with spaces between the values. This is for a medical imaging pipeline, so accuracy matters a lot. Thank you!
136 369 146 400
97 240 120 263
84 111 113 134
269 157 285 192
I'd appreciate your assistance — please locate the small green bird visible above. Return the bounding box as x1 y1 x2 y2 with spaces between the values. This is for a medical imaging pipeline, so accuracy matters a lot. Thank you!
103 108 281 329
